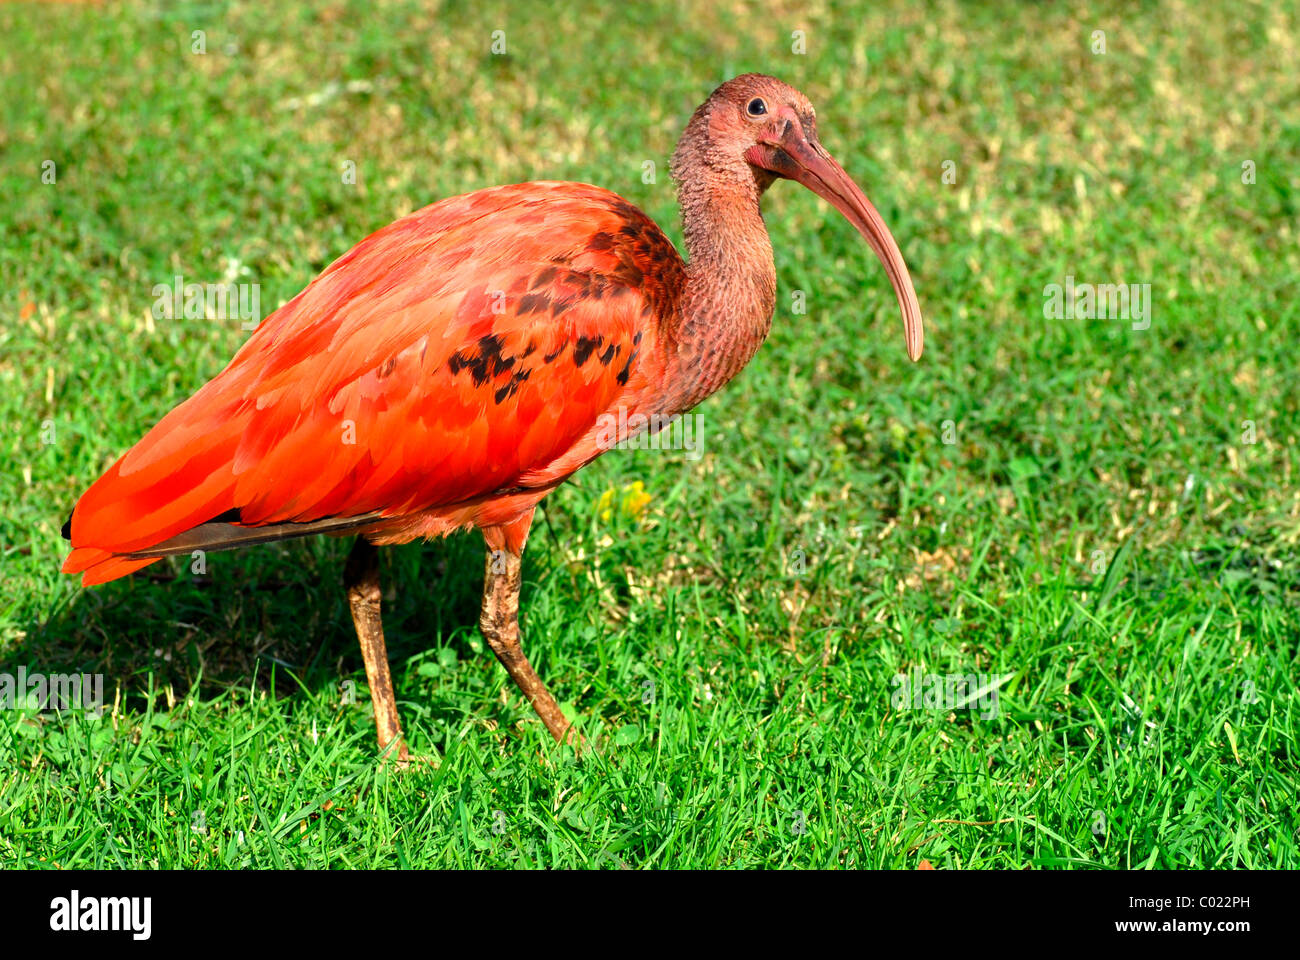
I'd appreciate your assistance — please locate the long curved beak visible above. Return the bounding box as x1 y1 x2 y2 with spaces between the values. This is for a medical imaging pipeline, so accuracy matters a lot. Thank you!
748 127 924 361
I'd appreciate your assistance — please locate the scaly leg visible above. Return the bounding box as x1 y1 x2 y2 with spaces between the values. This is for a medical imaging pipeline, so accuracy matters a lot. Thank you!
344 537 408 761
480 511 576 745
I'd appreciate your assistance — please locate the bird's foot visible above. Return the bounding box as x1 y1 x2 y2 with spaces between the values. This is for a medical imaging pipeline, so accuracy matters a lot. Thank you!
377 737 439 769
393 752 440 770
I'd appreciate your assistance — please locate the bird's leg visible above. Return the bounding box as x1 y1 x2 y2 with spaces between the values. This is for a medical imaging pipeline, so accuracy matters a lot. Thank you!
480 512 577 746
344 537 408 761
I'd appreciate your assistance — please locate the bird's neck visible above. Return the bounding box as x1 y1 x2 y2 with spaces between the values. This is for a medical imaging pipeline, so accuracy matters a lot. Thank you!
664 171 777 413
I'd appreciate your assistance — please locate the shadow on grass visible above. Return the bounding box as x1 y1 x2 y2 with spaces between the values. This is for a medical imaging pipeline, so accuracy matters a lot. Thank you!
15 531 490 724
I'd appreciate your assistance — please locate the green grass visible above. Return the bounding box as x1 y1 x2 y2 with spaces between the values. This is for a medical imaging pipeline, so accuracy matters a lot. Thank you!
1 0 1297 868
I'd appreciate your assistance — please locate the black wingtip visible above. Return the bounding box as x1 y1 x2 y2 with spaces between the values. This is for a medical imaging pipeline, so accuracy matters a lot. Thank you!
61 514 72 540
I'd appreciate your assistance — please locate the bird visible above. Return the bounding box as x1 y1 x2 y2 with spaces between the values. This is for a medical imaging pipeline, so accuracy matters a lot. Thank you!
61 73 923 760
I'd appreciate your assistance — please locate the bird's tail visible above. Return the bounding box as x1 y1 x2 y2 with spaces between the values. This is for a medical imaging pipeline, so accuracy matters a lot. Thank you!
61 548 163 586
59 377 386 586
61 511 385 586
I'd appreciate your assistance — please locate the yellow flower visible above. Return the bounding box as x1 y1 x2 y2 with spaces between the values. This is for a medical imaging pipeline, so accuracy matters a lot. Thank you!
598 481 653 522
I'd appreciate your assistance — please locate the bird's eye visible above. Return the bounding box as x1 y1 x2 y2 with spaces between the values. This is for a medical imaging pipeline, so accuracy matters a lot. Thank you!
746 97 767 118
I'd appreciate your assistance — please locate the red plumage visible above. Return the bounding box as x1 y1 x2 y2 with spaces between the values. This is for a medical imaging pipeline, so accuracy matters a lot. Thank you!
64 182 680 584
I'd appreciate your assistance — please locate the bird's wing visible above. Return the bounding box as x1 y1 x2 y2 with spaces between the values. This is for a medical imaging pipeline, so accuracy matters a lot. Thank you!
64 182 682 583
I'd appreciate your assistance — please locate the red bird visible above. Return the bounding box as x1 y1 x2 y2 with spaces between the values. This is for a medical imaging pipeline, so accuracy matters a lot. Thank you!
62 74 923 758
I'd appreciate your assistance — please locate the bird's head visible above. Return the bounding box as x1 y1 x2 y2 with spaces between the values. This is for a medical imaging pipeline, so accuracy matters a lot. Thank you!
672 73 924 361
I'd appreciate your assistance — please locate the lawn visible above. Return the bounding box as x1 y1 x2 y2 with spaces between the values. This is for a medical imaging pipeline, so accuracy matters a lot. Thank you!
1 0 1297 868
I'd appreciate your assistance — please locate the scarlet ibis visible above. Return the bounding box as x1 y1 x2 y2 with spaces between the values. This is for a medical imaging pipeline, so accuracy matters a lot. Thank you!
62 74 923 758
